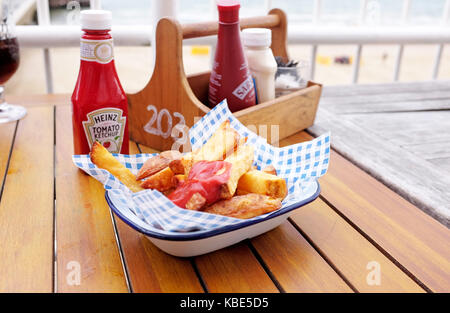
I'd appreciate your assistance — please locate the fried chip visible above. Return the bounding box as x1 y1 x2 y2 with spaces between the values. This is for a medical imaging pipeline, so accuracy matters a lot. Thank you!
204 194 281 219
220 144 254 199
90 142 143 193
236 169 287 200
136 150 181 180
141 167 175 192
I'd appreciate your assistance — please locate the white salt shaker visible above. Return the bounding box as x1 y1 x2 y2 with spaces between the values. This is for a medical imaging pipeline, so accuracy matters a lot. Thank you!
241 28 277 103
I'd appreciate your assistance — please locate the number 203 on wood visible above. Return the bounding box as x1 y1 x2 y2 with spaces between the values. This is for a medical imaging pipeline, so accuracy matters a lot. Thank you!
143 104 189 151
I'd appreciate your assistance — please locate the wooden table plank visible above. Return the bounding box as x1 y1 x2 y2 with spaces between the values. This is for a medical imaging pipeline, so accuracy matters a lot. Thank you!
111 142 204 293
7 94 70 107
0 121 16 192
55 105 128 292
320 99 450 114
402 141 450 160
284 131 450 292
0 107 54 292
320 90 450 106
321 81 450 97
251 222 353 293
349 111 450 146
316 82 450 225
310 109 450 225
195 243 279 293
427 157 450 174
280 132 426 292
322 152 450 292
290 199 424 293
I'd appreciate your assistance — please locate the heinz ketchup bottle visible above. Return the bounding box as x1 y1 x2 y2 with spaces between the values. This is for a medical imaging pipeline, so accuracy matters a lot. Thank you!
72 10 129 155
208 0 256 112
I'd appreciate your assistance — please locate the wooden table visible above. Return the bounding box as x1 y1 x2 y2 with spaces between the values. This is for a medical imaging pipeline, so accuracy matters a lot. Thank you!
310 81 450 226
0 94 449 293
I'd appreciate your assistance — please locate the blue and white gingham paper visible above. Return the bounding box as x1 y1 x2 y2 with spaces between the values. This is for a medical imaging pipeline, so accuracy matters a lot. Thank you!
73 100 330 233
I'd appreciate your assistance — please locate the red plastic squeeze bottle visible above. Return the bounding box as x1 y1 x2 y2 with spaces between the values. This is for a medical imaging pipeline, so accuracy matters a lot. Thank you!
208 0 256 112
72 10 129 155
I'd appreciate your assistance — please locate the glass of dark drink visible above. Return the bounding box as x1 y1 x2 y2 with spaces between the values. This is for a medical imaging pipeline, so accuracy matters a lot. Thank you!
0 4 26 124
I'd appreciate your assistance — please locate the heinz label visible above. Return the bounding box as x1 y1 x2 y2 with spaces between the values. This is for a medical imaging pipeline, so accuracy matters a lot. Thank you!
82 108 126 153
80 38 114 64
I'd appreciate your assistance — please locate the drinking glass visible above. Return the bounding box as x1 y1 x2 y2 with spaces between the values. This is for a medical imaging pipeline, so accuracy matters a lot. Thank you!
0 2 26 124
275 60 311 98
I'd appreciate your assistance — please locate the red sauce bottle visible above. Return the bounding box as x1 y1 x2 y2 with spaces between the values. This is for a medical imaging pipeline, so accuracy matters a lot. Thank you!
72 10 129 155
208 0 256 112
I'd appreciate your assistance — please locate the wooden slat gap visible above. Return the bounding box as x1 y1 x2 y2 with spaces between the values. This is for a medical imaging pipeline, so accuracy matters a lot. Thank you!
110 142 139 293
190 259 210 293
136 143 143 154
52 105 56 293
108 207 133 293
321 82 450 98
287 217 358 293
318 194 431 293
0 121 18 203
340 108 450 115
320 96 450 106
246 240 286 293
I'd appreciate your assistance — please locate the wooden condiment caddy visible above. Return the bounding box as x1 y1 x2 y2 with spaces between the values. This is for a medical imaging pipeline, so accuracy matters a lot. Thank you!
127 9 322 151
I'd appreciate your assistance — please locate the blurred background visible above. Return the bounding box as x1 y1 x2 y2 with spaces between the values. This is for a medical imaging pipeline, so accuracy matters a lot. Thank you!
5 0 450 95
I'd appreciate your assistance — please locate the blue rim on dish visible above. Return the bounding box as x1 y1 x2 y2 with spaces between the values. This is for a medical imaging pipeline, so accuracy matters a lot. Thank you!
105 181 321 241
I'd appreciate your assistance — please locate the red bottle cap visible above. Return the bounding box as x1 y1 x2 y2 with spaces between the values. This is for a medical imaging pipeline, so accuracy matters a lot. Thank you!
217 0 240 23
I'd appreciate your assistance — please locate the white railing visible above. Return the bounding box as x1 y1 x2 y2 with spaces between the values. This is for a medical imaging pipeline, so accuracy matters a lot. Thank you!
17 24 450 46
15 0 450 93
36 0 52 93
392 0 411 82
432 0 450 79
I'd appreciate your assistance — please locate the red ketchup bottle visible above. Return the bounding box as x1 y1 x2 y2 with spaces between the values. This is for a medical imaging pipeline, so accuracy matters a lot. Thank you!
208 0 256 112
72 10 129 155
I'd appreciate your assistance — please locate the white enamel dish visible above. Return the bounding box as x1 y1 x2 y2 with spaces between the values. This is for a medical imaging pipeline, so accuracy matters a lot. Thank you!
105 180 320 257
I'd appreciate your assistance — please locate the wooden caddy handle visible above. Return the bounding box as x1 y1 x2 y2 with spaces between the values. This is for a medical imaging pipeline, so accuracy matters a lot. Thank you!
183 13 280 37
182 9 288 61
127 9 290 151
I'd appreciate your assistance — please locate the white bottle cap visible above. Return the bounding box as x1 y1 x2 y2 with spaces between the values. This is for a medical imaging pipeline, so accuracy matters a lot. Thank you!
80 10 112 30
241 28 272 47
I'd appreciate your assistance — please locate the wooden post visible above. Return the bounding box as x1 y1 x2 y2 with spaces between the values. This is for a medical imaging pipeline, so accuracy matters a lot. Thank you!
127 18 207 151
